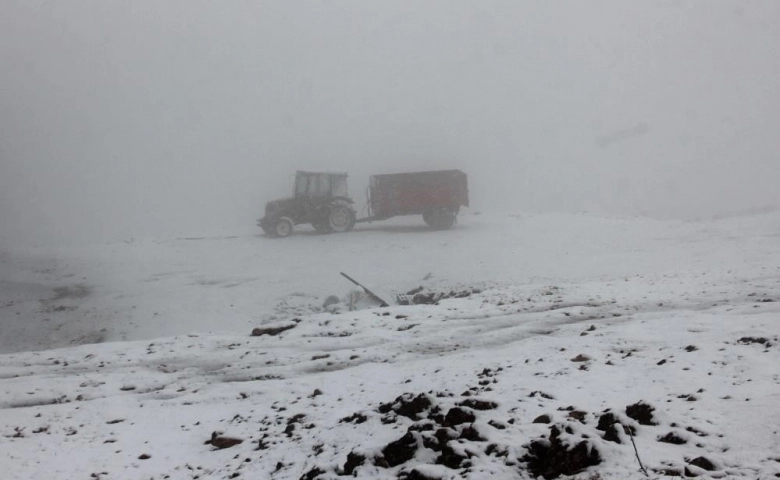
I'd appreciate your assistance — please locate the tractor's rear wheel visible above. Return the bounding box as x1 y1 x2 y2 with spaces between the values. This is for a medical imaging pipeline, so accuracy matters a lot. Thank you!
328 206 356 233
273 217 294 238
423 208 457 230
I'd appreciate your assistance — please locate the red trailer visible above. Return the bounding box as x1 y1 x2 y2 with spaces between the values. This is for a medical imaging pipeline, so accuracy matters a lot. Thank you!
358 169 469 229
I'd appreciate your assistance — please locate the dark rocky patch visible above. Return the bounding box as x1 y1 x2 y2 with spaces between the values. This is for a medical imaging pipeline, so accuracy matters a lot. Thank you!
567 410 587 423
458 425 484 442
688 456 716 471
488 420 506 430
529 391 555 400
738 336 771 347
378 393 433 421
379 432 419 467
443 407 475 427
684 345 698 352
342 451 366 475
206 432 244 449
399 467 442 480
434 428 458 447
625 401 657 426
533 414 552 424
340 412 368 424
485 443 509 457
408 421 435 432
299 467 326 480
437 441 469 469
457 398 497 410
596 411 633 443
658 432 687 445
251 324 296 336
596 411 618 432
685 426 708 437
521 424 601 479
398 288 481 305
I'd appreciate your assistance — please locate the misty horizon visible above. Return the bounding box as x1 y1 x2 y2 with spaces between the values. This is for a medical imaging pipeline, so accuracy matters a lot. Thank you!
2 1 779 246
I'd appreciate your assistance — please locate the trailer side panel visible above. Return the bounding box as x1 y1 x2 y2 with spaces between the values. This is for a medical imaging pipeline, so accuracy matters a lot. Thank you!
369 170 468 219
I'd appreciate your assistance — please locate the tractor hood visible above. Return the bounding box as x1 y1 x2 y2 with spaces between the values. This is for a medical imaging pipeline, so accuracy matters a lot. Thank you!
264 197 296 216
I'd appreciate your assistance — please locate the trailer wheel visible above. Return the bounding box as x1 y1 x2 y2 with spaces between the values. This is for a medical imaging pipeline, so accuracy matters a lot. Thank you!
423 208 457 230
328 206 356 233
273 217 294 238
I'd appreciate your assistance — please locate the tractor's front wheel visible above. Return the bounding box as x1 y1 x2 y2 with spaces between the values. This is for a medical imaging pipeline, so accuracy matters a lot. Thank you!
272 217 294 238
328 206 356 233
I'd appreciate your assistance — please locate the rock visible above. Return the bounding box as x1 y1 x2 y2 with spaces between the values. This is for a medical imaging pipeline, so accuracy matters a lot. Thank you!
738 336 771 347
206 431 244 449
457 398 498 410
400 467 442 480
299 467 325 480
251 324 296 336
657 432 687 445
596 411 632 443
434 428 458 447
444 407 475 427
340 412 368 424
533 414 552 424
138 454 151 460
567 411 587 423
487 420 506 430
343 452 366 475
437 441 468 469
596 411 617 431
570 354 591 362
625 401 657 426
380 432 418 467
529 391 555 400
408 421 435 432
378 393 433 421
458 425 484 441
521 424 601 479
688 456 717 471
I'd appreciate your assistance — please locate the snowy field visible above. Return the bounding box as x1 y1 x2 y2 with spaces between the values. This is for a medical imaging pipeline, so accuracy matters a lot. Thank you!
1 211 780 479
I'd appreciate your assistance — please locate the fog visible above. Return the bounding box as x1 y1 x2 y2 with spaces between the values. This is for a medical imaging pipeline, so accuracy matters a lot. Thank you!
1 0 779 246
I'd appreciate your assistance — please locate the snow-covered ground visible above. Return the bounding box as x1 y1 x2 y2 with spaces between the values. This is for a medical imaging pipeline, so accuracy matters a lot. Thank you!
1 212 779 479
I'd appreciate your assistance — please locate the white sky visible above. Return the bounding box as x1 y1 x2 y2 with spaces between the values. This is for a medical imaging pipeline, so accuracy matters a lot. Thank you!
1 1 779 245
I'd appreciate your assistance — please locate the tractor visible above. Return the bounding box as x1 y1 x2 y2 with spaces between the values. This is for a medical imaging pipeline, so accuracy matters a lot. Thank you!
258 169 468 237
257 171 356 237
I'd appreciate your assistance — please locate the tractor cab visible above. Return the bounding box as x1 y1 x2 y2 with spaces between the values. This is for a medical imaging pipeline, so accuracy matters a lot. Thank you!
294 171 349 199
